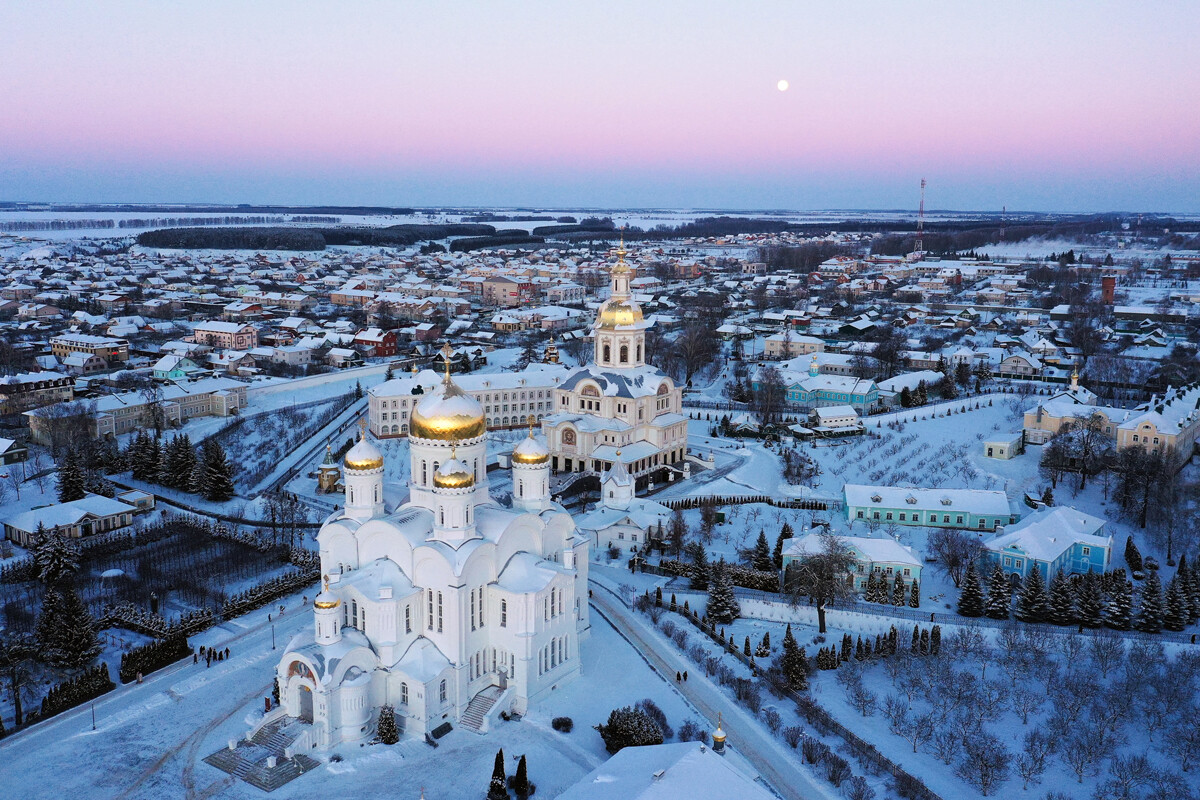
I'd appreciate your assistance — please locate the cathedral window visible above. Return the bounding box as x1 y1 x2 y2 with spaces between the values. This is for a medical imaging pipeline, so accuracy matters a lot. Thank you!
351 599 358 627
360 609 366 632
405 605 412 634
437 592 443 632
400 683 408 705
544 597 549 622
620 345 628 363
636 344 642 362
603 344 611 362
427 590 434 630
439 680 447 704
500 599 507 627
471 591 476 631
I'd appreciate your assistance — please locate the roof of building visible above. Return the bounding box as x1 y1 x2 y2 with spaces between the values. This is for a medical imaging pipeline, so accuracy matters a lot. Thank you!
843 484 1013 517
558 742 774 800
3 494 136 533
986 506 1109 563
783 532 922 567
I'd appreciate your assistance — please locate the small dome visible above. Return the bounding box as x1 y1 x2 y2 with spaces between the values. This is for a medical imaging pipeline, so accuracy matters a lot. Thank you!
512 434 549 465
596 298 644 329
433 457 475 489
344 432 384 471
314 578 340 609
410 377 486 441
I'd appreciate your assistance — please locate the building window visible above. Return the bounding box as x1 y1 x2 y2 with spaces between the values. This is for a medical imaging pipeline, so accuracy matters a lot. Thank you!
439 680 447 703
500 599 507 627
405 605 412 634
437 592 443 632
1082 547 1090 555
903 568 911 576
401 683 408 705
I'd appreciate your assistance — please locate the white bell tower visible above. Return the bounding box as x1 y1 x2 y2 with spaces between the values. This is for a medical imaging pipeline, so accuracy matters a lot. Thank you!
343 421 384 522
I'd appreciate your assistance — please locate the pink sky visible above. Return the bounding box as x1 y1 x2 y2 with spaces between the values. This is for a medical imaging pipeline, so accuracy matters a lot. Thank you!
2 1 1198 210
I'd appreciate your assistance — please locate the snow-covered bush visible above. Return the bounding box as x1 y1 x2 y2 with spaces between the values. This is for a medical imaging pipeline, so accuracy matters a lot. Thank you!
595 706 664 753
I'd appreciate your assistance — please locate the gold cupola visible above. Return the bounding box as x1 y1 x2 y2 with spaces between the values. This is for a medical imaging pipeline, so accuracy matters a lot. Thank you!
433 448 475 489
344 420 384 470
314 576 340 609
511 420 550 465
409 344 487 441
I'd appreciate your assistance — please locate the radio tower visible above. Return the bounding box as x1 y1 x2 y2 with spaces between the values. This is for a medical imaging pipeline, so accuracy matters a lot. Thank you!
914 178 926 257
999 205 1006 242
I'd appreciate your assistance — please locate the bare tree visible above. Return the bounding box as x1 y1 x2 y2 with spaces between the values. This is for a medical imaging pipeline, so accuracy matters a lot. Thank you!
926 528 984 588
751 364 788 427
956 731 1011 796
782 532 856 633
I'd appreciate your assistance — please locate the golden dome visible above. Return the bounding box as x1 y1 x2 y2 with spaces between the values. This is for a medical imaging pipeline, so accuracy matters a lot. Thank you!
410 344 487 441
596 299 644 329
512 429 549 465
344 421 384 470
314 577 340 609
433 455 475 489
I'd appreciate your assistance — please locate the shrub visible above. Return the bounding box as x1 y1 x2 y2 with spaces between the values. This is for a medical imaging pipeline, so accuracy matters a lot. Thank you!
119 633 191 684
844 776 876 800
762 707 782 734
782 726 804 748
823 754 851 787
634 699 674 739
802 735 831 764
677 719 708 744
595 706 664 754
551 716 574 733
38 664 115 720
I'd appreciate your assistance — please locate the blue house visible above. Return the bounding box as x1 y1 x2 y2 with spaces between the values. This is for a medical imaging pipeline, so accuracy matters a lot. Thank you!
982 506 1110 582
753 355 880 414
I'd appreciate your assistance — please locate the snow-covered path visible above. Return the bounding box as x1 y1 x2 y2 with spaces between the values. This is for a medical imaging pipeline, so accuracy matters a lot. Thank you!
589 582 837 800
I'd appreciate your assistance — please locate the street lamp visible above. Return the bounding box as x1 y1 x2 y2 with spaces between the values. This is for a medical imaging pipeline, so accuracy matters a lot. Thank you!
271 622 276 650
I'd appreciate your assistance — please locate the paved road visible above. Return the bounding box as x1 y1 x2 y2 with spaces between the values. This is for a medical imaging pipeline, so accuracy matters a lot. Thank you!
589 581 831 800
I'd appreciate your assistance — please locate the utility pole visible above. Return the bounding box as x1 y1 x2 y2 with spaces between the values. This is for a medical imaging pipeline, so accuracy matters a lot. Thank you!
914 178 926 257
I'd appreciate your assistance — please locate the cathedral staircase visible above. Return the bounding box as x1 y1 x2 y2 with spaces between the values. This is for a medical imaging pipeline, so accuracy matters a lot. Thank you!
204 717 319 792
459 685 505 733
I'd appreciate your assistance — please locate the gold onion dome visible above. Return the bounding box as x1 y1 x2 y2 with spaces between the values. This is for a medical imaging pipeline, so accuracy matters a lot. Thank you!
344 424 384 470
433 456 475 489
410 346 487 441
314 577 340 609
512 431 549 465
596 299 643 329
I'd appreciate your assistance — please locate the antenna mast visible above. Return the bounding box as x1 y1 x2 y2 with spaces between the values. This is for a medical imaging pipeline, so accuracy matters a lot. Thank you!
914 178 926 256
999 205 1006 242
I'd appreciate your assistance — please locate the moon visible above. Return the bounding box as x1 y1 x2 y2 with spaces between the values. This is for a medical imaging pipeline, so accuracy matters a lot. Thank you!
777 79 789 92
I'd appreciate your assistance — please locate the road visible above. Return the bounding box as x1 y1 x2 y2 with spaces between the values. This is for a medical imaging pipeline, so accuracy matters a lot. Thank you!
589 581 833 800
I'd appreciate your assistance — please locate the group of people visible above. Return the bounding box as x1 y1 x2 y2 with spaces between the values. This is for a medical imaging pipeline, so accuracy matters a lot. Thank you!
194 644 231 667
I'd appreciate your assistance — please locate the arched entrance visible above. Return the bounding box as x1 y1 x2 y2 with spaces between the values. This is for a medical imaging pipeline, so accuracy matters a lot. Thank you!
298 685 313 723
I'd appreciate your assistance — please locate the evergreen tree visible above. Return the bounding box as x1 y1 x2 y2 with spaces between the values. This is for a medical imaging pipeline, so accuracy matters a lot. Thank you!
35 586 100 668
865 571 879 604
1134 571 1165 633
744 636 752 657
913 381 928 406
513 754 530 800
487 748 508 800
1077 570 1104 628
706 559 740 624
1047 570 1075 626
1041 486 1054 506
1015 568 1050 623
1164 577 1188 632
930 625 941 656
909 578 920 608
377 704 399 744
900 386 912 408
892 573 906 606
1104 580 1133 631
957 566 985 617
34 530 80 586
1124 536 1143 573
774 523 792 571
688 544 710 590
56 449 85 503
200 441 235 502
751 530 773 573
354 380 363 400
984 564 1011 620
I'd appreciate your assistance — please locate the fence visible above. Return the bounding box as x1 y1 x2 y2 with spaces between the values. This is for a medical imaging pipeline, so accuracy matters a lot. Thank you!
658 495 831 512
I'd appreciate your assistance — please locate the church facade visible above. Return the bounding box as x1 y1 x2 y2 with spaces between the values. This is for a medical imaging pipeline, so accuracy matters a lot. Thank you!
273 364 589 748
541 244 689 486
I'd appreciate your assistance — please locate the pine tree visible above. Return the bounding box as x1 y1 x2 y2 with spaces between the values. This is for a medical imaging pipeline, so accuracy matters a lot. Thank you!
1077 570 1104 628
705 559 740 624
1041 486 1054 506
377 704 399 744
755 631 771 658
1124 536 1143 573
957 566 985 617
689 545 710 590
487 748 508 800
841 633 852 662
1047 570 1075 626
930 625 941 656
984 564 1010 619
1164 577 1188 632
892 573 906 606
752 530 773 573
865 571 879 604
1015 568 1050 623
744 636 752 657
655 586 662 607
34 530 80 586
774 523 791 571
909 578 920 609
35 586 100 669
911 625 920 653
1134 571 1165 633
56 449 85 503
201 441 235 502
513 754 530 800
1104 580 1133 631
913 381 928 406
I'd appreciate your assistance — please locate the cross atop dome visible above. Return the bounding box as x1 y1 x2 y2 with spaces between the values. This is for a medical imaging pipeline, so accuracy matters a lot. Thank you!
440 342 454 378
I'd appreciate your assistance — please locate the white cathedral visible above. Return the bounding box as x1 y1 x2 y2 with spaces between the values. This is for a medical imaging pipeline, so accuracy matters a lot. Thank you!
542 242 688 487
274 366 590 747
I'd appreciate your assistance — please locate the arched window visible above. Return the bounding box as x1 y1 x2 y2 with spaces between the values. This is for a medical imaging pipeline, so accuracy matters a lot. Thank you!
620 345 628 363
636 344 642 361
400 683 408 704
439 680 447 703
603 343 611 362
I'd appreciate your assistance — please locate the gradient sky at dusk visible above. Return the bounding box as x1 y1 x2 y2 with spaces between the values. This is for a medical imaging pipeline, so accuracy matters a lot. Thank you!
3 1 1199 211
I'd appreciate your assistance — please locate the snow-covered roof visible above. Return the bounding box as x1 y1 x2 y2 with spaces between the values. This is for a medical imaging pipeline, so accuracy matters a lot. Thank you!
3 494 136 533
559 363 673 400
843 484 1012 517
986 506 1109 563
495 551 558 593
784 533 921 567
558 742 774 800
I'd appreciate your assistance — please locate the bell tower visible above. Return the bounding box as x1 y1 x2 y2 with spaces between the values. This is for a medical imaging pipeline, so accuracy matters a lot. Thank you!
593 235 647 370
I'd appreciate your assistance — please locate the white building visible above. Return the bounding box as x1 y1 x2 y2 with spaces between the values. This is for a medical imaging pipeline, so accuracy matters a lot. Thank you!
574 457 673 555
542 243 688 484
273 365 589 749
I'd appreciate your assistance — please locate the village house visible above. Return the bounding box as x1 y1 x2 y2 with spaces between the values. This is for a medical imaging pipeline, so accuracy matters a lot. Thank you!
781 532 923 593
843 484 1017 531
